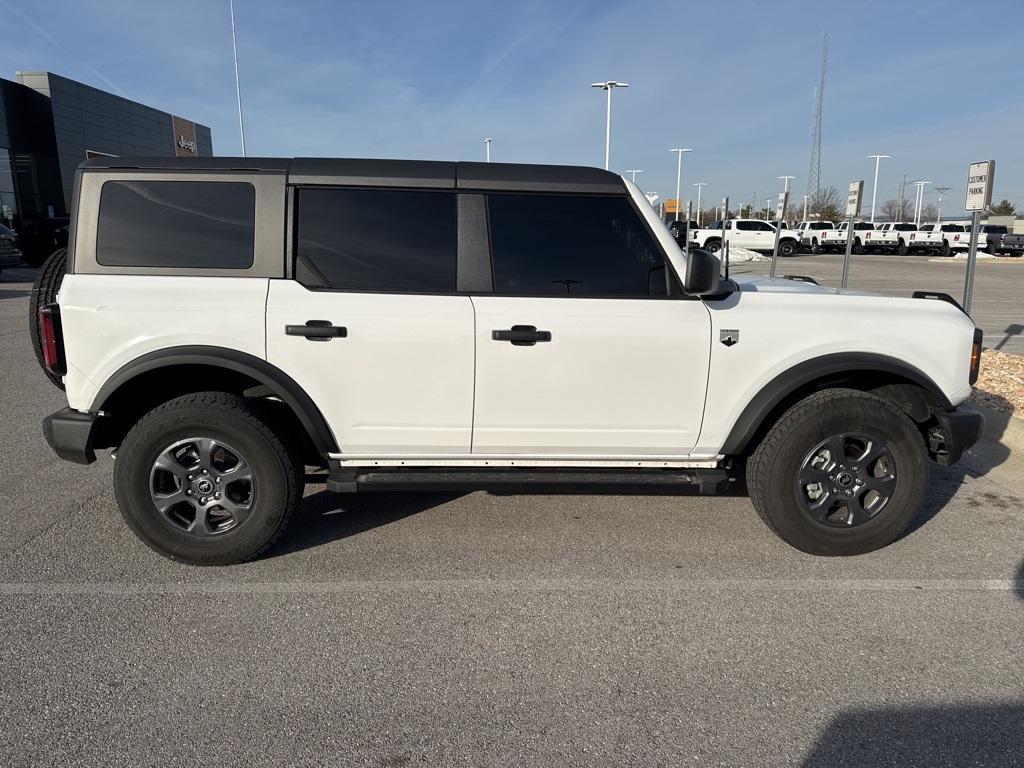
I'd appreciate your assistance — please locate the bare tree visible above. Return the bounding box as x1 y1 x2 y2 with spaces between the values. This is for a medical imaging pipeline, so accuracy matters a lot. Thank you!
920 204 938 223
991 199 1017 215
880 197 913 222
808 186 842 222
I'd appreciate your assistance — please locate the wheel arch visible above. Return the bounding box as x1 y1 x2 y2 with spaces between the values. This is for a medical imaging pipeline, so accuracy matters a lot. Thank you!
721 352 952 456
91 346 338 456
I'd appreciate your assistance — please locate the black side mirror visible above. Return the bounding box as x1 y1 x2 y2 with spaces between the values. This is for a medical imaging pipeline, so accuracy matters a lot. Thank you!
682 248 720 295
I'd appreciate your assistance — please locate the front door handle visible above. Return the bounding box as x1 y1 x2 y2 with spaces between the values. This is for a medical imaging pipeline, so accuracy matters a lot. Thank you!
285 320 347 341
492 325 552 346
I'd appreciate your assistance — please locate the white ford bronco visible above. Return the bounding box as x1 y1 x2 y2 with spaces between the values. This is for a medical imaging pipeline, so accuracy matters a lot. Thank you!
35 157 984 565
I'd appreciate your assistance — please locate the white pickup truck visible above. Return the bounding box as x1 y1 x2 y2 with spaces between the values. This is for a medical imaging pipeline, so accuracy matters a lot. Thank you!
691 218 801 257
817 221 876 254
919 223 969 257
864 223 900 253
796 221 835 253
892 223 943 255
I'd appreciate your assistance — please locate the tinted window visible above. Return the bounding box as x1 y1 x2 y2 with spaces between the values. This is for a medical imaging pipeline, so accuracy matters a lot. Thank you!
893 223 917 231
488 194 664 297
97 181 255 268
941 224 965 232
295 188 456 292
736 220 772 231
853 222 874 230
983 225 1008 234
809 222 831 230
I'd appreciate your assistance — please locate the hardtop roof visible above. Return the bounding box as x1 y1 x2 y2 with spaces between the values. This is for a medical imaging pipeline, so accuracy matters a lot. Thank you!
77 157 625 194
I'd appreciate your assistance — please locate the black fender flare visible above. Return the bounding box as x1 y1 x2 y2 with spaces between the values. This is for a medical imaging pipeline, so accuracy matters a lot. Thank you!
720 352 952 455
90 345 339 454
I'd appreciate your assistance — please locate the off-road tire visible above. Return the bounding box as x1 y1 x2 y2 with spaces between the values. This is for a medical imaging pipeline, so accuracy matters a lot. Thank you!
896 240 908 256
778 239 797 257
113 392 303 566
704 239 722 254
852 238 863 254
28 247 67 390
747 388 928 556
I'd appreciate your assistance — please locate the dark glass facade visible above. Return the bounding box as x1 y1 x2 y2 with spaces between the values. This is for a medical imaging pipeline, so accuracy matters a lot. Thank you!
0 71 212 231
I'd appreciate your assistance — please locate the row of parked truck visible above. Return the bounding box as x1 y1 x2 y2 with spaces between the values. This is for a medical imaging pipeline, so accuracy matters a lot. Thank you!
669 218 1024 257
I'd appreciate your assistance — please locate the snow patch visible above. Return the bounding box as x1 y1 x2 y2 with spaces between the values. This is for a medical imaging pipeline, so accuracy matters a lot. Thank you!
723 246 771 263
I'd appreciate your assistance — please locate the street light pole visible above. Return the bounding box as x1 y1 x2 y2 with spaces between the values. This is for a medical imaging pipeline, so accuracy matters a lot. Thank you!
693 182 706 225
484 137 492 162
778 175 795 194
625 169 643 183
669 148 692 222
229 0 246 156
590 81 628 170
864 154 888 222
935 186 950 224
803 194 809 222
912 180 930 226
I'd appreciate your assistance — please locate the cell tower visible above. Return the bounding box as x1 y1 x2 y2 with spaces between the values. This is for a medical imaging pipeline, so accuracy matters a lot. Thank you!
806 32 828 204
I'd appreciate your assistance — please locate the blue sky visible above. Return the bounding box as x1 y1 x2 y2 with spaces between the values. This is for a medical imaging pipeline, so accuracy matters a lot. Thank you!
2 0 1021 214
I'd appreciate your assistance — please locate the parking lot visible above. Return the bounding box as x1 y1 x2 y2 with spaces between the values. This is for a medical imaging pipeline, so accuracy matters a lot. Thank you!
1 264 1023 766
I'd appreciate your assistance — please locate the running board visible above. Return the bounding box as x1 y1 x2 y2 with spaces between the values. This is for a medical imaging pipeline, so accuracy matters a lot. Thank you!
326 467 729 495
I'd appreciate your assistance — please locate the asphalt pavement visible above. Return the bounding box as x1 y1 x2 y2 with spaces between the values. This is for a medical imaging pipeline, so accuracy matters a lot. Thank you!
2 265 1023 767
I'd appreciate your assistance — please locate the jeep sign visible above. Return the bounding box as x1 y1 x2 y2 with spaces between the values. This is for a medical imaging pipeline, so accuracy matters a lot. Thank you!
965 160 995 211
177 135 197 154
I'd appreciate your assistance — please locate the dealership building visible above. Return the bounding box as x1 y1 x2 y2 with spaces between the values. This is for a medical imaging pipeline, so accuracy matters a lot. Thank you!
0 71 212 229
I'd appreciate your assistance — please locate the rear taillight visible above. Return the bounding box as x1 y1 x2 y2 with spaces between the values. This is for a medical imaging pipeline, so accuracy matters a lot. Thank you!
38 304 66 376
969 327 983 385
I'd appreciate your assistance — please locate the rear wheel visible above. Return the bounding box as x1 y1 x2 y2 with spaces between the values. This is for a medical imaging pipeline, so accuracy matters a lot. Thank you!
811 238 820 254
113 392 303 565
747 389 928 556
940 240 951 257
896 239 908 256
28 247 67 390
852 238 863 254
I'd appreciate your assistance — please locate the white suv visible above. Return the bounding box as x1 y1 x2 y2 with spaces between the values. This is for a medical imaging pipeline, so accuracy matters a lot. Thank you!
36 157 984 565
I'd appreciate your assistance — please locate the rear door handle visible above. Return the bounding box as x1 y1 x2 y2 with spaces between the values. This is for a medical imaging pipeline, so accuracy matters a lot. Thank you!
492 325 552 346
285 320 347 341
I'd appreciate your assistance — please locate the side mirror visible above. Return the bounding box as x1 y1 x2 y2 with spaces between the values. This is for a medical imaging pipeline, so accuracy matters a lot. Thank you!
682 248 720 295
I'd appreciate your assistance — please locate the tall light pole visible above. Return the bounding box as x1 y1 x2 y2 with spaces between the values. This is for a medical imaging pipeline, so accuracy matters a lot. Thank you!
590 81 628 170
867 154 889 223
802 194 809 221
765 198 774 221
778 175 795 193
484 137 492 162
693 182 707 225
625 169 643 183
912 180 930 226
669 148 691 221
229 0 246 156
935 186 950 224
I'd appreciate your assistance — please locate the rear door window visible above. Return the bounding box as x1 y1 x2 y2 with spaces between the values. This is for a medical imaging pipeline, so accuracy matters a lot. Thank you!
294 187 457 292
97 180 255 268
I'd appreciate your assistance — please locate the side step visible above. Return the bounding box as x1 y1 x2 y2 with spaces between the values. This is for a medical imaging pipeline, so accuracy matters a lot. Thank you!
327 467 729 495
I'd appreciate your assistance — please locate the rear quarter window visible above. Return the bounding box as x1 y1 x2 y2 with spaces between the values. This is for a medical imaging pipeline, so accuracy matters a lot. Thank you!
96 180 256 268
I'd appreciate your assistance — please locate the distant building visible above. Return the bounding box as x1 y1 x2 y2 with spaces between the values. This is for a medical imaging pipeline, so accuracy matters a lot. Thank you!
0 71 212 229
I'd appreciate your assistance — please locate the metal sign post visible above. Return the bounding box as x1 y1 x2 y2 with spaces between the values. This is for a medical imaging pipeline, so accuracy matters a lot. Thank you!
963 160 995 316
721 196 730 279
768 190 790 278
685 200 693 250
840 180 864 289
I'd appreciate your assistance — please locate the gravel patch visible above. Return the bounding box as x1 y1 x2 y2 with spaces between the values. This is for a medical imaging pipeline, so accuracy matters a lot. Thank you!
972 349 1024 418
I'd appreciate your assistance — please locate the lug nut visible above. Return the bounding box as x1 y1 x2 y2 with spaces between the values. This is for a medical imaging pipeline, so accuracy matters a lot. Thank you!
215 492 221 499
186 489 192 496
829 475 835 480
215 477 221 484
202 469 208 475
200 497 207 504
187 474 194 481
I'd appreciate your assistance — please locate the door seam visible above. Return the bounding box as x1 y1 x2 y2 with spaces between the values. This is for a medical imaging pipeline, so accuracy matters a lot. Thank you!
468 295 477 453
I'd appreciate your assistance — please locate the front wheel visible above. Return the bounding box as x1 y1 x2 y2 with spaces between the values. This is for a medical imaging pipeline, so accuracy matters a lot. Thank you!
778 239 797 257
704 239 722 254
113 392 303 565
746 389 928 556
